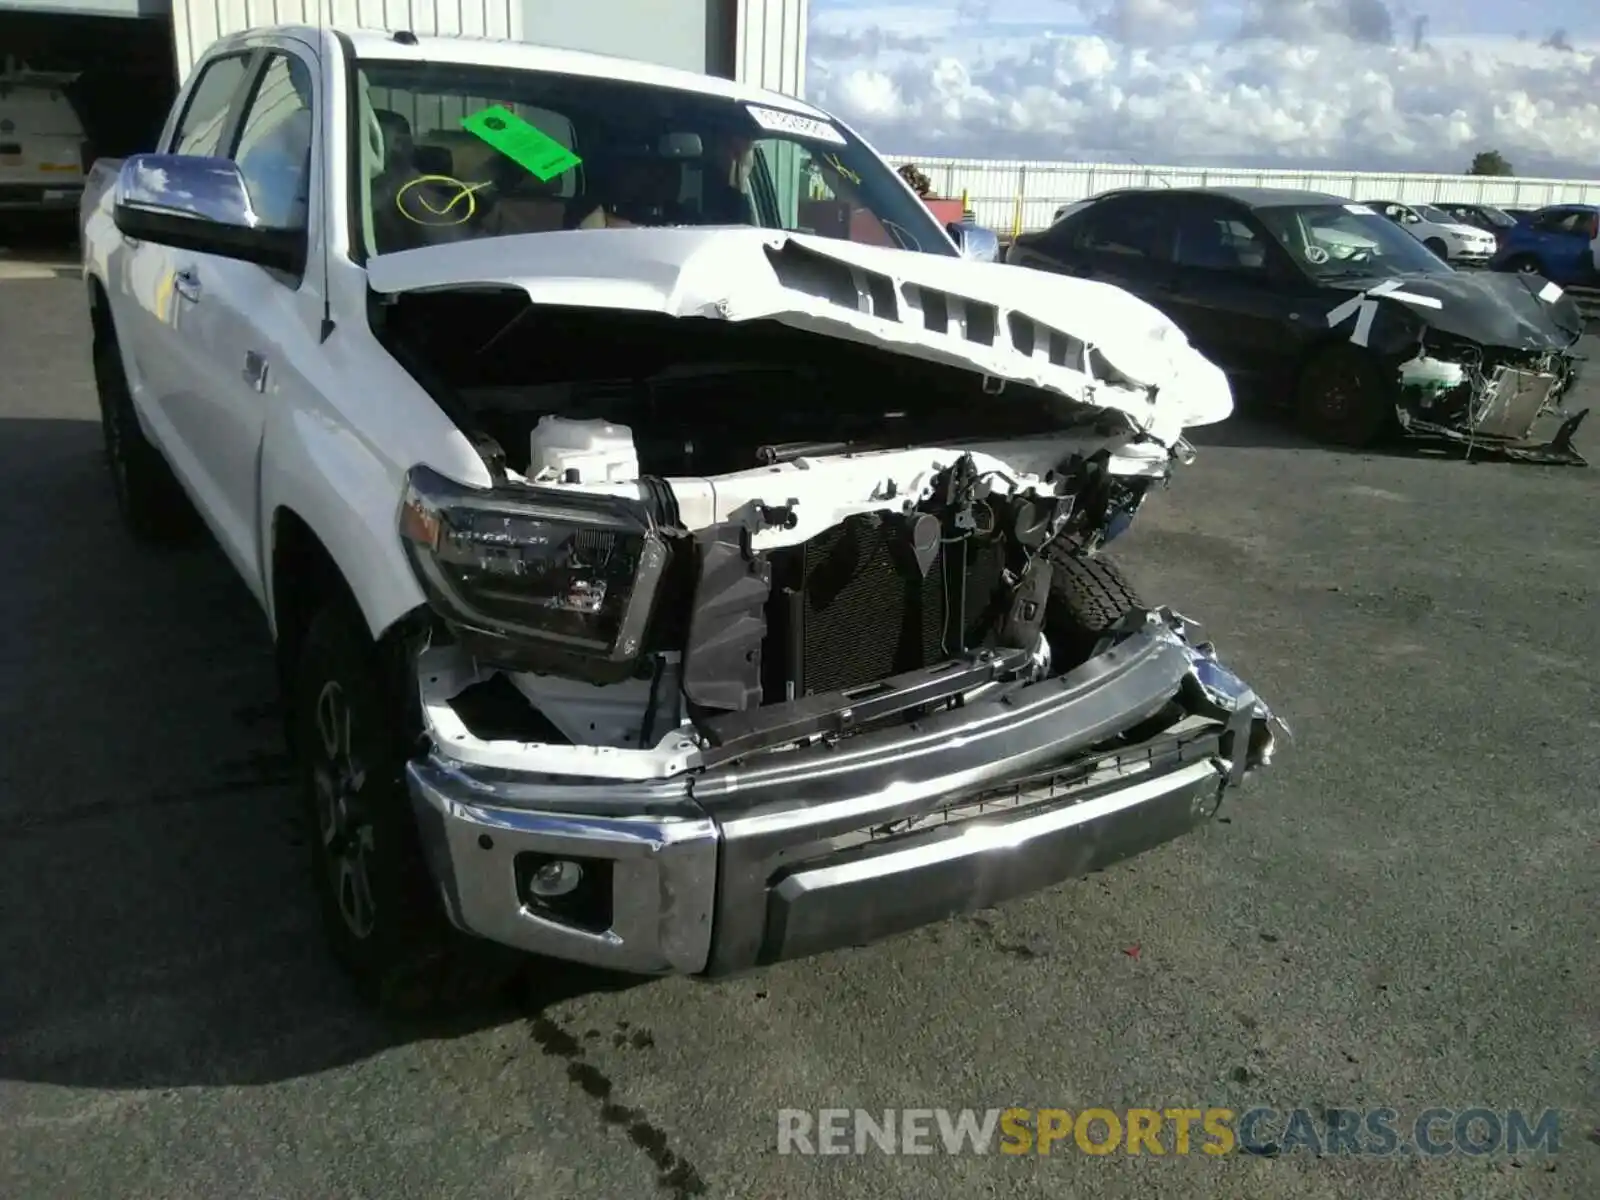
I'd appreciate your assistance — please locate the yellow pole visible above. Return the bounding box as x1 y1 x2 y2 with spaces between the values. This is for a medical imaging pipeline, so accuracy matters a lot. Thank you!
1010 165 1026 240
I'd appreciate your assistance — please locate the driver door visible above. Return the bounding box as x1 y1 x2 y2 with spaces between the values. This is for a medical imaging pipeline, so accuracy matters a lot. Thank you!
1144 196 1305 386
159 46 317 600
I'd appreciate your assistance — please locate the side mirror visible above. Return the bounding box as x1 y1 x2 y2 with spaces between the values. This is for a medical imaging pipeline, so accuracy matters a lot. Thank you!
112 153 305 275
948 221 1000 262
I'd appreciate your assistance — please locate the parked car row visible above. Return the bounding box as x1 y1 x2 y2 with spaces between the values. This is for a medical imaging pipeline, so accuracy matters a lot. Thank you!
1008 185 1589 465
1358 200 1498 265
1046 194 1600 284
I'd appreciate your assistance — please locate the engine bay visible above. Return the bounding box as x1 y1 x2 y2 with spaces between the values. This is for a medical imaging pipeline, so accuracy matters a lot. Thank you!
370 286 1146 481
378 286 1177 773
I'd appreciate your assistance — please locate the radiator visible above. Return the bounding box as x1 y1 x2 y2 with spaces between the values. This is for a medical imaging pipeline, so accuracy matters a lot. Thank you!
770 514 1006 698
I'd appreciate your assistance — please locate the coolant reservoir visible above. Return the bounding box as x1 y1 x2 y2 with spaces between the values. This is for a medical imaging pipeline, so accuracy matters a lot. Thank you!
529 416 639 484
1398 355 1466 397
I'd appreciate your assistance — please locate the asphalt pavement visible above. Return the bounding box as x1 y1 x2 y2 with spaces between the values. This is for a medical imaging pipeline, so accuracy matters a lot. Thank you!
1 246 1597 1200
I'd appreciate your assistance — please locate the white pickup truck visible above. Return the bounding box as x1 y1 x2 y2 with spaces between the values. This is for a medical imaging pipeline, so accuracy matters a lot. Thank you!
80 24 1283 1011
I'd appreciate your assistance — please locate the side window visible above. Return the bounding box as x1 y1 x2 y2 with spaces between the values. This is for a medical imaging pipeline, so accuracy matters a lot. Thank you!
170 54 251 156
1075 200 1166 262
228 53 314 232
1532 209 1574 233
1171 203 1268 274
760 141 897 249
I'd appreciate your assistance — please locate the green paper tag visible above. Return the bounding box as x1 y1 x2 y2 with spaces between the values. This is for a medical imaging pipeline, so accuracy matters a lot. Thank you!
460 105 581 181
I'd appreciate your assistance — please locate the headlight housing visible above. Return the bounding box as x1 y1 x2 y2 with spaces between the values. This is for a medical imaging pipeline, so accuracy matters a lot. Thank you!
398 465 669 683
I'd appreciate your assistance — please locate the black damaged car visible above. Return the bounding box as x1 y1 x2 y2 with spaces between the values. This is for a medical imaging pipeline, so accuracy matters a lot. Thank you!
1007 187 1589 464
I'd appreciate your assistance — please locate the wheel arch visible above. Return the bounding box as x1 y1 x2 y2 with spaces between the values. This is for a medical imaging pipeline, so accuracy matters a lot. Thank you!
86 274 113 341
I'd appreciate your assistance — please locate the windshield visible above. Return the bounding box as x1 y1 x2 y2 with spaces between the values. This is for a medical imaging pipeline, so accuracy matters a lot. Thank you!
350 58 952 258
1413 204 1454 224
1477 205 1517 227
1254 203 1454 279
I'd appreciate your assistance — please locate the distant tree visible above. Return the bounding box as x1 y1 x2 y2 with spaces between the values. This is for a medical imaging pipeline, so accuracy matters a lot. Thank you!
1468 150 1514 177
897 163 934 197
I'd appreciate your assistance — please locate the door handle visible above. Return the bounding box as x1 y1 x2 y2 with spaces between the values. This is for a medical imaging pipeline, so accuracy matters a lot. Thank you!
173 267 201 303
243 351 269 393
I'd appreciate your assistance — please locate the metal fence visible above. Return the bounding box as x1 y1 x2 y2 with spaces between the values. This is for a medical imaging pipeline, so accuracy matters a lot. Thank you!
881 155 1600 238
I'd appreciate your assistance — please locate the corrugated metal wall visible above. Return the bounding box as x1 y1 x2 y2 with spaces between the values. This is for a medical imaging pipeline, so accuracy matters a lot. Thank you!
171 0 807 97
881 155 1600 235
733 0 804 98
170 0 522 81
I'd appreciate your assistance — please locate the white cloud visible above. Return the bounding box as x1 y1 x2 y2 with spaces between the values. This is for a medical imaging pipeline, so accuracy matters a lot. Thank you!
807 0 1600 176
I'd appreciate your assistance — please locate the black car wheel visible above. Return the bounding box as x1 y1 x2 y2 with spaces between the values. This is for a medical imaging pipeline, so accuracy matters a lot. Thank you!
1505 254 1542 275
93 335 198 544
1296 343 1396 448
1423 237 1448 259
291 600 521 1015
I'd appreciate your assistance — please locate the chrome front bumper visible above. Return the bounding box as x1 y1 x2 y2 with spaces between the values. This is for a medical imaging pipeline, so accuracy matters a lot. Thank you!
405 611 1283 977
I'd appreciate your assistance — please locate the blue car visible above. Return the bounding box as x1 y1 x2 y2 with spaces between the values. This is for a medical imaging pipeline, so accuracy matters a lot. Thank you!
1488 204 1600 285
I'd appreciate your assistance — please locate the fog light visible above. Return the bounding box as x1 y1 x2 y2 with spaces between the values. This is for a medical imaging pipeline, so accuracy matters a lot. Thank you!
529 859 583 898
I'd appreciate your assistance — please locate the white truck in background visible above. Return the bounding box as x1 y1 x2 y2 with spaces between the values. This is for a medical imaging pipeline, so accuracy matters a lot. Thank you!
79 23 1282 1013
0 63 89 225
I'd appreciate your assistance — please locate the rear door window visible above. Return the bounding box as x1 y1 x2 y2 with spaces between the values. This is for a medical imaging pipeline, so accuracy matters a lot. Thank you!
1170 200 1269 276
170 53 252 156
1075 198 1169 262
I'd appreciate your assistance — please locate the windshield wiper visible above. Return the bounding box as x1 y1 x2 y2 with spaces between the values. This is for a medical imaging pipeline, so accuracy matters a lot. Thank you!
1318 266 1388 280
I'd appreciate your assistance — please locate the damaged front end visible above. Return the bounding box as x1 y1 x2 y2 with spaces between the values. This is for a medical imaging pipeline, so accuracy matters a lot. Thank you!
390 411 1284 975
1394 336 1588 465
371 228 1283 973
1336 268 1592 465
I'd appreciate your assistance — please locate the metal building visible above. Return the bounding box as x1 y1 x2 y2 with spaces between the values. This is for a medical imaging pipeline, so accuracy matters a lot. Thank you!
0 0 809 161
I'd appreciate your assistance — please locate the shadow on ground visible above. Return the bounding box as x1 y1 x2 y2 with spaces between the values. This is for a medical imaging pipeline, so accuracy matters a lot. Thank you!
0 417 646 1090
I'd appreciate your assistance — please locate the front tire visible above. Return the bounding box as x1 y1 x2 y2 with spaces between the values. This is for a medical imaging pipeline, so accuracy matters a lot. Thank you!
1043 540 1145 663
1423 237 1449 259
1295 343 1396 448
93 335 197 544
291 601 519 1015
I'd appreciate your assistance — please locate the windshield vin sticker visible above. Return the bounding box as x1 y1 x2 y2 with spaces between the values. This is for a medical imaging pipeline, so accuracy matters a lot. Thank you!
460 105 581 181
1343 203 1376 215
746 104 847 145
1538 281 1563 303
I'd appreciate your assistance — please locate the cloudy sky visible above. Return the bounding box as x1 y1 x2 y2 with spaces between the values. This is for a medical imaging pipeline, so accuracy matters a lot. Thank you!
806 0 1600 176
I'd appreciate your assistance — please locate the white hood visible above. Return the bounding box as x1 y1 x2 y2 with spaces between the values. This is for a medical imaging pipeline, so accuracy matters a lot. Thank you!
365 227 1233 436
1444 222 1492 241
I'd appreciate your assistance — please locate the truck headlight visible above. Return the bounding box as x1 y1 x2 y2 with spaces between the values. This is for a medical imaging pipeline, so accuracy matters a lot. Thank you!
398 464 668 678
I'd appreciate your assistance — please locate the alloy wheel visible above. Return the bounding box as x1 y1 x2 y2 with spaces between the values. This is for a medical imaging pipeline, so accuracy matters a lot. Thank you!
311 680 377 940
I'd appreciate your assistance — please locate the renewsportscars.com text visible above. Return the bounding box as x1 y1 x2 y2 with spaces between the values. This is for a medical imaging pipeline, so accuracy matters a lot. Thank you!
776 1106 1564 1157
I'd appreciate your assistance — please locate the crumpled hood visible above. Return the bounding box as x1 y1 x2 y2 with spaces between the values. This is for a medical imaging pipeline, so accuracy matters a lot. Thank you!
365 226 1234 434
1325 268 1584 351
